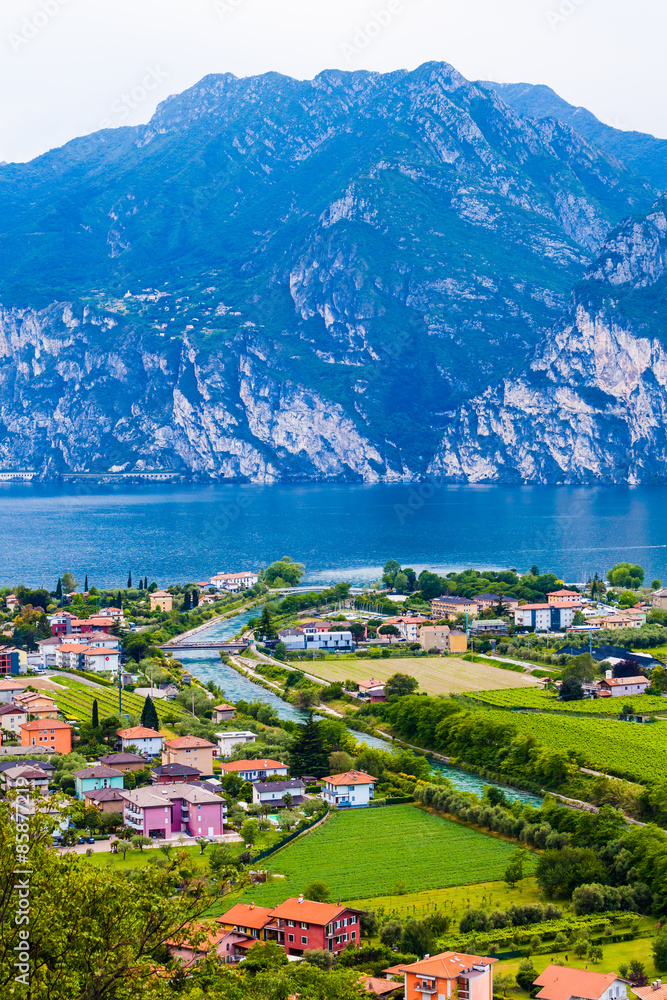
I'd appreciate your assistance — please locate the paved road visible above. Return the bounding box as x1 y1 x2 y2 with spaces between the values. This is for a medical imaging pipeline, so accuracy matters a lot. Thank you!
58 831 243 855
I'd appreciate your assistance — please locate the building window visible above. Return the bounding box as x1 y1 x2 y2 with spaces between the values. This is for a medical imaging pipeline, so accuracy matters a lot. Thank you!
288 934 294 943
300 922 308 929
351 931 356 939
301 936 307 945
287 920 295 927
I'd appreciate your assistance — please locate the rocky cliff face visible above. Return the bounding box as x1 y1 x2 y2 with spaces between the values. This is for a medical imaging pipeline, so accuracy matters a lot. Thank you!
0 62 662 481
427 200 667 483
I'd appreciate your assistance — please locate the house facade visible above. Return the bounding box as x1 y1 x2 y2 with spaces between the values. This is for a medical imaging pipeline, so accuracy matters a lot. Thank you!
123 783 225 839
20 719 72 753
252 778 305 808
73 765 125 801
385 951 497 1000
0 703 28 734
383 617 427 642
98 752 148 772
321 769 376 808
84 787 128 813
652 589 667 610
82 648 120 673
533 964 628 1000
267 896 364 956
419 625 467 654
220 758 288 782
515 604 577 631
216 731 256 757
277 626 355 652
213 704 236 722
430 596 479 620
210 571 259 592
598 676 650 697
0 646 20 676
0 679 23 704
151 763 202 784
149 590 173 611
162 736 216 774
117 726 163 755
547 589 582 606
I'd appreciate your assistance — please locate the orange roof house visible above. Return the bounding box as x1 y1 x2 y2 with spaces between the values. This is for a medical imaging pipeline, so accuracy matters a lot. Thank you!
162 735 216 774
217 903 275 936
219 759 288 780
321 769 377 808
20 719 72 753
385 952 497 1000
116 726 163 754
533 964 629 1000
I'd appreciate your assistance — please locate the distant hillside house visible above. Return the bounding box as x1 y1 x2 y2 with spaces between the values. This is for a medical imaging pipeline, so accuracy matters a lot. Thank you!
320 770 376 808
21 719 72 754
116 726 163 755
652 588 667 610
149 590 172 612
419 624 467 653
252 778 306 808
547 589 582 606
162 735 216 774
216 730 256 757
220 758 288 782
430 596 478 620
597 676 650 698
213 703 236 723
210 571 258 592
0 703 28 734
475 593 520 612
98 752 148 772
277 626 355 652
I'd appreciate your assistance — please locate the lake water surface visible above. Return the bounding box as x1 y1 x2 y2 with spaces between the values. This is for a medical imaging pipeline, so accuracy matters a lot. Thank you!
2 481 666 588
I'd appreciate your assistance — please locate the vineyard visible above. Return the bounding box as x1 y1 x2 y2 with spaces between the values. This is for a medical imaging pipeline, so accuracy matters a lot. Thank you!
235 804 525 906
483 707 667 783
471 687 667 716
50 677 190 726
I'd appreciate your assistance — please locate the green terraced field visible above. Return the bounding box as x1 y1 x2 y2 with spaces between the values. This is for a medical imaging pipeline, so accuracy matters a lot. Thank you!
473 687 667 715
51 677 189 725
234 805 525 906
485 707 667 783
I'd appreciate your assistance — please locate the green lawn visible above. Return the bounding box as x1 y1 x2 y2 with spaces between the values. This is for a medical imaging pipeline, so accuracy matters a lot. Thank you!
231 805 527 906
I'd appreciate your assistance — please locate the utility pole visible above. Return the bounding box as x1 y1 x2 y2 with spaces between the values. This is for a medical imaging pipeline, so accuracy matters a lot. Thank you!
118 666 122 716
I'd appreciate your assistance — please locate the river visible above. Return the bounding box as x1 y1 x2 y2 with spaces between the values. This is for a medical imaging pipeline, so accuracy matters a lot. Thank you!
178 609 542 807
2 481 666 587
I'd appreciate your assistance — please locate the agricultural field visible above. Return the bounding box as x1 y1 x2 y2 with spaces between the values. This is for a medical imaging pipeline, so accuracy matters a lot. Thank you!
231 805 527 907
473 687 667 715
306 656 540 696
482 707 667 783
44 676 189 726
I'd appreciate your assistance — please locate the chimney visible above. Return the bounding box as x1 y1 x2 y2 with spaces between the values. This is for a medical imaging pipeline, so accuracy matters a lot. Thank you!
423 954 430 961
298 894 304 904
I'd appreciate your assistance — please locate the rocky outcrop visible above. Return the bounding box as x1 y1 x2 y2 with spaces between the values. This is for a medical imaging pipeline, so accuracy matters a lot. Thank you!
428 201 667 483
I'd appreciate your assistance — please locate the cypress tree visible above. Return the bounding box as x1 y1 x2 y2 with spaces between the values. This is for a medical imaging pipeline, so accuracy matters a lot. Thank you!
289 713 329 778
55 578 62 601
127 571 132 589
144 576 148 590
192 589 199 608
84 574 88 592
259 605 276 639
140 695 159 731
91 698 99 729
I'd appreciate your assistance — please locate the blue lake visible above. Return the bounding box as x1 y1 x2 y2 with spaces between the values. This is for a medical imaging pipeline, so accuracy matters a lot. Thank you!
1 481 666 588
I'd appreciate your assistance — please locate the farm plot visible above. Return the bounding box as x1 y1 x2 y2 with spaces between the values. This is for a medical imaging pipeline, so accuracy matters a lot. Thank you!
475 688 667 715
234 805 523 906
487 708 667 783
52 677 188 725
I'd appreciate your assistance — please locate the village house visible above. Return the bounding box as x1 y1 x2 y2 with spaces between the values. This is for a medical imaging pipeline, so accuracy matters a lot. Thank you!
73 764 125 800
0 702 28 734
162 735 216 774
320 769 376 808
547 589 583 606
81 647 120 673
219 758 289 782
277 625 355 652
652 589 667 610
116 726 163 756
252 778 306 808
216 903 276 960
419 624 467 654
151 762 202 784
84 787 129 813
210 571 259 592
98 752 148 773
514 604 577 631
149 590 173 612
0 678 24 703
97 606 124 619
470 619 508 637
382 616 427 642
167 923 238 968
431 596 479 620
6 594 20 612
586 613 643 630
269 896 364 956
597 675 650 697
215 730 256 757
123 782 226 839
1 764 51 796
213 703 236 723
356 678 386 703
632 979 667 1000
384 951 497 1000
0 646 20 676
21 719 72 753
533 964 628 1000
360 975 403 997
475 593 520 612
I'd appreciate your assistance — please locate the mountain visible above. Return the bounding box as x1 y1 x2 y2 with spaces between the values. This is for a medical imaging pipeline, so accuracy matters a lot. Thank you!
486 81 667 191
0 62 660 481
428 196 667 483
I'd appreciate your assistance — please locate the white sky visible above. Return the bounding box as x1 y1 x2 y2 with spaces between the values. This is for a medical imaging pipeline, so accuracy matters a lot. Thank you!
1 0 666 163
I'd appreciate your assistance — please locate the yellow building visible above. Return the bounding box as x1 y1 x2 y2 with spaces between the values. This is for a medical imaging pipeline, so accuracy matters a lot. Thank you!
419 625 467 654
162 736 215 775
149 590 173 612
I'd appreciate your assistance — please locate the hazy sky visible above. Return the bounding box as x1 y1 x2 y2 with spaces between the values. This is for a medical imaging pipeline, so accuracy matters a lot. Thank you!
1 0 665 162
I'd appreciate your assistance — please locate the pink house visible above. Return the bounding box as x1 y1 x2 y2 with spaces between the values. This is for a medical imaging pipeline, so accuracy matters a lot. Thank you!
123 783 226 839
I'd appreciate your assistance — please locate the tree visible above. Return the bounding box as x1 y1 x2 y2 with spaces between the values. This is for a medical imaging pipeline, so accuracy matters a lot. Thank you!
653 579 662 590
651 665 667 694
560 676 584 701
516 960 538 993
242 940 289 973
195 837 211 855
304 880 330 902
258 604 277 640
394 572 409 594
530 565 539 576
303 947 335 969
282 792 293 808
562 652 596 683
264 557 305 588
572 609 586 626
209 842 233 874
61 570 77 593
359 910 377 937
140 695 160 731
607 563 644 589
382 559 401 588
402 918 433 956
241 819 259 846
380 919 403 948
504 849 525 887
274 640 288 660
618 590 640 607
130 835 152 851
84 574 88 592
378 624 401 638
653 927 667 972
629 961 649 986
55 577 63 602
127 571 132 588
329 750 355 773
385 673 419 697
290 712 330 778
91 698 99 729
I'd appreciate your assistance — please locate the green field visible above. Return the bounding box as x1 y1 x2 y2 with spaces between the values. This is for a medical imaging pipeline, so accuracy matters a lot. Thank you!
306 656 539 696
481 707 667 783
474 687 667 715
48 677 189 726
232 805 526 907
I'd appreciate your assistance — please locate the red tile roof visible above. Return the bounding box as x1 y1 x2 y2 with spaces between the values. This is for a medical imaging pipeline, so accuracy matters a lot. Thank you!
268 897 357 925
385 951 496 979
163 736 215 749
534 964 621 1000
117 726 162 739
217 903 275 931
21 719 72 731
323 769 376 787
220 759 286 772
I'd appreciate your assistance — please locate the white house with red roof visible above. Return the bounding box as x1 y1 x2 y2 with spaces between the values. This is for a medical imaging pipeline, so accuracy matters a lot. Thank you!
210 571 258 592
384 951 497 1000
597 676 650 697
321 769 376 808
117 726 163 755
547 590 583 607
533 964 628 1000
219 758 288 782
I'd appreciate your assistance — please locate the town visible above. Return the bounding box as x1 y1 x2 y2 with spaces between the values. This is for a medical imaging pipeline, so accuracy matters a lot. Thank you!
3 557 667 998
